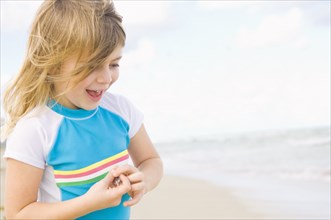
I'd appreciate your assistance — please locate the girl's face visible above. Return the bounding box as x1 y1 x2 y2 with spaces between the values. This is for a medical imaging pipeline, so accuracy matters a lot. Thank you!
54 46 123 110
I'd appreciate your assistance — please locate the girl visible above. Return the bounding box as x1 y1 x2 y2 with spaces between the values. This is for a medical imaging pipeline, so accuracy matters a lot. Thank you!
2 1 163 219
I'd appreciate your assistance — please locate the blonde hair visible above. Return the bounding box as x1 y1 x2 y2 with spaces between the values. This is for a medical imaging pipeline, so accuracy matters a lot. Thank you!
2 0 126 140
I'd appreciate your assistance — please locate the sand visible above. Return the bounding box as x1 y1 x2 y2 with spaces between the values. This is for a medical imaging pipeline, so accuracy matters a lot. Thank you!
131 175 263 219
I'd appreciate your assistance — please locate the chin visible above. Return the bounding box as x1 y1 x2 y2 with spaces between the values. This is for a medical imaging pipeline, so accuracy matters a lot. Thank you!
82 105 98 110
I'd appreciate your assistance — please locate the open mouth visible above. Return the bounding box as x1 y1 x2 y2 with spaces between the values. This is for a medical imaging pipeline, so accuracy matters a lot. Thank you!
86 89 103 101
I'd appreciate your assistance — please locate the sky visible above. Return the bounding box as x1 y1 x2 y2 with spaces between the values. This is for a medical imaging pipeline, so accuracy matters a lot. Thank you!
1 0 330 142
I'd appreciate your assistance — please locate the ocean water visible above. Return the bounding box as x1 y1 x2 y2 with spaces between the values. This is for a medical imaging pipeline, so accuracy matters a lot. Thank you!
157 126 330 182
156 126 331 218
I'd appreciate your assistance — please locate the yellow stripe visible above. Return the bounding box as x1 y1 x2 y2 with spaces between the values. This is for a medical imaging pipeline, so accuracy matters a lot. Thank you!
53 150 128 175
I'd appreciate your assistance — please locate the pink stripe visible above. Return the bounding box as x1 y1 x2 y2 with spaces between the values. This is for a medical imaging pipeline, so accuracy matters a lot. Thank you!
54 154 129 179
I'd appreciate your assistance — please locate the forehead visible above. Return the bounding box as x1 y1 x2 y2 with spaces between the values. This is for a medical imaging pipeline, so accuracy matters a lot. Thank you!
66 45 123 65
104 45 123 62
61 45 123 73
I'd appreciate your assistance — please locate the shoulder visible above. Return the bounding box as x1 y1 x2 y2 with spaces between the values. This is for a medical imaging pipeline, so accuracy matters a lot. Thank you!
99 92 140 119
15 105 63 133
13 106 50 134
100 92 134 110
4 106 60 169
100 92 144 138
6 105 63 154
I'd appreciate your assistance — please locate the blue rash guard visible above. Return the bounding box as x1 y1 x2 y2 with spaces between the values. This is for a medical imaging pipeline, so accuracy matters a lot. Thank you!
4 92 144 219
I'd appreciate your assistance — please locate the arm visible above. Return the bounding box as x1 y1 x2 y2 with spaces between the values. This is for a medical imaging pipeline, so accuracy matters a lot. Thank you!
5 159 131 220
111 124 163 206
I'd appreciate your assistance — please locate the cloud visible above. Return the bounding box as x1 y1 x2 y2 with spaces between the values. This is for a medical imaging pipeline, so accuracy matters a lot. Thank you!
0 1 171 32
307 2 331 27
196 0 257 10
0 1 42 32
196 0 265 15
235 8 307 48
114 1 171 26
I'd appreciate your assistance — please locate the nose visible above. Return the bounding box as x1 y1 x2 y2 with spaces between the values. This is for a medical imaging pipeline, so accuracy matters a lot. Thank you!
97 67 112 84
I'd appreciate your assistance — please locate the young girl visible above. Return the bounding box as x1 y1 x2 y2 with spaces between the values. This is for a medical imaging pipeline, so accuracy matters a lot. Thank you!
2 1 163 219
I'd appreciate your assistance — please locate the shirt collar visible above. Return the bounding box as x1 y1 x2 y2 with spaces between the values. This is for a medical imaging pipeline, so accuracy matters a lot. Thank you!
47 100 98 120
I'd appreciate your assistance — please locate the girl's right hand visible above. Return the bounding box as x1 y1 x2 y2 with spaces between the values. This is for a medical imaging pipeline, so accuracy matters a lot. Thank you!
83 172 131 211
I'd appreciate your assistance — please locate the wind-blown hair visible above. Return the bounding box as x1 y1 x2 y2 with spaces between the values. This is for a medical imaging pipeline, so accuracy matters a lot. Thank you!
2 0 126 140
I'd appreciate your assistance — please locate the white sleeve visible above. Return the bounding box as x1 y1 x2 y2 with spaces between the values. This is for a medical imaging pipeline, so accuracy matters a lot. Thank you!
101 93 144 138
121 96 144 138
4 118 46 169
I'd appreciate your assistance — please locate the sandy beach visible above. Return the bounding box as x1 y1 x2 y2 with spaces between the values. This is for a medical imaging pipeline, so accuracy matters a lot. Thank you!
131 175 262 219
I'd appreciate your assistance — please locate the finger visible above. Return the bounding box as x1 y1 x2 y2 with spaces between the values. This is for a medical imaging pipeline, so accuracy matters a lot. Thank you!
109 165 120 177
103 171 115 186
119 174 130 186
130 182 145 192
124 192 144 207
116 175 131 194
118 164 137 175
111 165 136 177
127 172 144 184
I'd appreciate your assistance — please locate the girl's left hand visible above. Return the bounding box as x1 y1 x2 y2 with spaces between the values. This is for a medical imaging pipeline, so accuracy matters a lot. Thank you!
111 165 146 207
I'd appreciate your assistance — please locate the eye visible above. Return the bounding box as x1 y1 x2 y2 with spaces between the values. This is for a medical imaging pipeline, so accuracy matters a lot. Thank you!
109 64 120 69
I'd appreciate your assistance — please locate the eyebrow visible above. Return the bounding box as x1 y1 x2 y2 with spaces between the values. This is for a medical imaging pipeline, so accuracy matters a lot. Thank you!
110 56 122 62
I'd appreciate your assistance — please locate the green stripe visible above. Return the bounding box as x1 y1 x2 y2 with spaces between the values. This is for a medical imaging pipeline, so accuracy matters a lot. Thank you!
56 173 107 187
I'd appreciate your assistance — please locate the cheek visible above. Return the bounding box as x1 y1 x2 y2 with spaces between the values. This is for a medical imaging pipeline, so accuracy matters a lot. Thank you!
77 75 94 88
112 71 119 82
66 81 89 98
54 81 69 96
